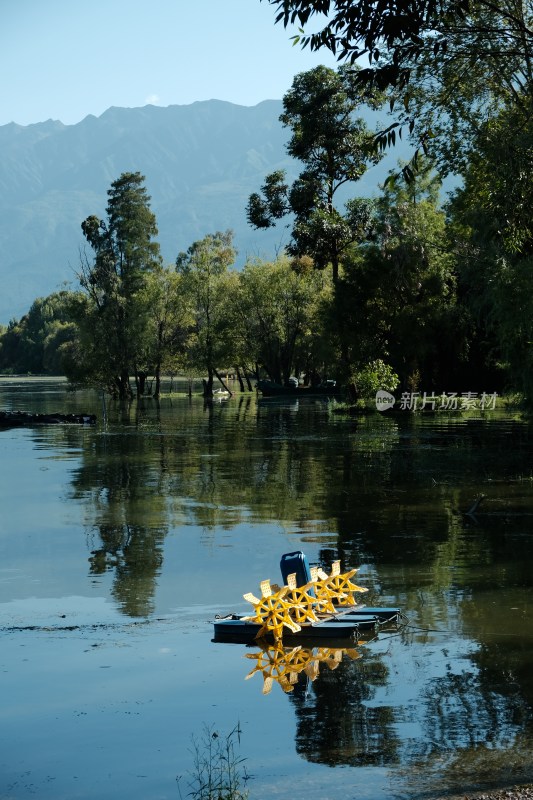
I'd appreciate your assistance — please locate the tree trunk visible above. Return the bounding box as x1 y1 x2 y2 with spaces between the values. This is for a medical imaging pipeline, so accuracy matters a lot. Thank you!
347 380 358 403
235 366 245 392
202 368 214 398
153 362 161 398
243 367 253 392
116 371 131 400
136 371 148 396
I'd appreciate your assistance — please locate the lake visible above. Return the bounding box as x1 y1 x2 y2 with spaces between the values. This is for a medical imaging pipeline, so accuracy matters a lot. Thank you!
1 377 533 800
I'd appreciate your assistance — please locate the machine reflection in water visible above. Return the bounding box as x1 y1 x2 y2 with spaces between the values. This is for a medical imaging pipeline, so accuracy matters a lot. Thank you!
244 639 363 695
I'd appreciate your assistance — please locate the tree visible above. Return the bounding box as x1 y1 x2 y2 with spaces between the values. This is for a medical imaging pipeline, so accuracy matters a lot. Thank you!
451 101 533 255
175 231 236 398
0 291 80 375
233 257 332 385
247 65 382 281
337 163 463 389
447 105 533 400
384 1 533 177
266 0 533 179
265 0 533 94
143 268 193 398
77 172 162 399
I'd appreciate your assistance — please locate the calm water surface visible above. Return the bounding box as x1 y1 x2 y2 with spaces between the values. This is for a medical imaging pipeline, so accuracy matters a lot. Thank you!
1 378 533 800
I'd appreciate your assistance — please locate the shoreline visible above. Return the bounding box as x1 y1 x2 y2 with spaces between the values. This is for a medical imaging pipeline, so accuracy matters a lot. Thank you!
435 785 533 800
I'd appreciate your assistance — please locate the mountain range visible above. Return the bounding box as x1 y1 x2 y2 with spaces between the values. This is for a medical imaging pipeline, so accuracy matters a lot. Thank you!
0 99 407 324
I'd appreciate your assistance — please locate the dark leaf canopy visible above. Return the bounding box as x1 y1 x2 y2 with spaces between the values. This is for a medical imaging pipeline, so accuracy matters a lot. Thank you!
265 0 533 94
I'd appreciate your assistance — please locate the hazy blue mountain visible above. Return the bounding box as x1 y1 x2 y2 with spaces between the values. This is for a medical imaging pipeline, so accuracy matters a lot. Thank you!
0 100 409 324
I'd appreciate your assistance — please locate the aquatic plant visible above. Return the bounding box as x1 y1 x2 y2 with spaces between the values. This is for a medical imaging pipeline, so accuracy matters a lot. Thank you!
177 723 249 800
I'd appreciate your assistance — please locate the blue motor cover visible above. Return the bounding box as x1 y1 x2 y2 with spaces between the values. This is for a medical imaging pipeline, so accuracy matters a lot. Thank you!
280 551 315 597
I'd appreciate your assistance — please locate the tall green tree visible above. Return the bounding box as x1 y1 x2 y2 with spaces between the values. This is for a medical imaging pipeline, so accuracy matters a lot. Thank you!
233 257 332 385
247 65 382 281
451 100 533 255
175 231 236 397
448 104 533 399
77 172 162 398
0 291 80 375
338 164 463 389
143 268 193 398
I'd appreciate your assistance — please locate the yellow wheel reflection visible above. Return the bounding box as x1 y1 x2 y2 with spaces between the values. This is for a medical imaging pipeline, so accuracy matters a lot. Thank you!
244 642 362 694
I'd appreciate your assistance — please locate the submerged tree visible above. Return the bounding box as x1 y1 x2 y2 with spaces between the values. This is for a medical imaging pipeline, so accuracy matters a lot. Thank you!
176 230 237 398
76 172 162 398
233 257 332 385
0 290 79 375
143 269 193 398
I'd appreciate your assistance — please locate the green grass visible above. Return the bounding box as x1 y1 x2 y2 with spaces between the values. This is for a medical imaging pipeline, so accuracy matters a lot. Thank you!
177 723 249 800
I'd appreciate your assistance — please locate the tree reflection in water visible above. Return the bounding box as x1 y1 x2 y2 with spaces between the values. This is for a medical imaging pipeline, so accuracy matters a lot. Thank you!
290 647 399 767
89 523 165 617
29 386 533 792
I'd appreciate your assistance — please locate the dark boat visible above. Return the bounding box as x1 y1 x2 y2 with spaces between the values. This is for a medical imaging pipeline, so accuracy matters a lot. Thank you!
0 411 96 428
256 379 341 398
212 549 402 644
213 607 401 643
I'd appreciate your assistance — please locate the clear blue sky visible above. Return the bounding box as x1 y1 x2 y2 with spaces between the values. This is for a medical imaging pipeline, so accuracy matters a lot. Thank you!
1 0 340 127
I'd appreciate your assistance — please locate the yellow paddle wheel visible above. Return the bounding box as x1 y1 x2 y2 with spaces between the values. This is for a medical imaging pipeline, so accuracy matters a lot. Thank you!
242 579 301 641
242 560 369 641
310 560 368 611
